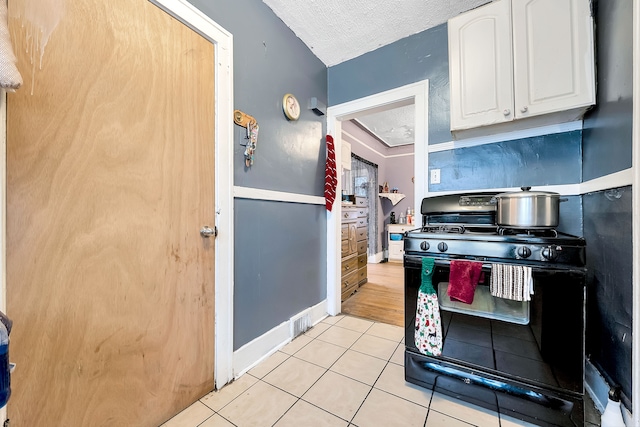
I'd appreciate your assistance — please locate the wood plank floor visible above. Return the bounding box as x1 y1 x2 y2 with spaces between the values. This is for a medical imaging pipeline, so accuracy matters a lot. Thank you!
341 261 404 327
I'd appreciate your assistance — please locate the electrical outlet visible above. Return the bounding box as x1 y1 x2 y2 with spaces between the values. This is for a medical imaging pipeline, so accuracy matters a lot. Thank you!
430 169 441 184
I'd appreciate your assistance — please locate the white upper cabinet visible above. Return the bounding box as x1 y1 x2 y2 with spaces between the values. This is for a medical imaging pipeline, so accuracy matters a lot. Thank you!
449 0 514 130
449 0 595 133
512 0 595 118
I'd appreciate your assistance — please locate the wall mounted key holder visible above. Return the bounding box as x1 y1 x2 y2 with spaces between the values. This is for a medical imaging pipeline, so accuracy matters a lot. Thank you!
234 110 259 167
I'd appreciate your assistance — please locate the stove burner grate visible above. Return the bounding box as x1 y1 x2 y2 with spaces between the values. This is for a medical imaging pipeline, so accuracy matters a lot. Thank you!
422 224 466 234
497 227 558 238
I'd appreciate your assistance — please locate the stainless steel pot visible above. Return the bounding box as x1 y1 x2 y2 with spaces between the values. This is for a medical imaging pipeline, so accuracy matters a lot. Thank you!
494 187 567 229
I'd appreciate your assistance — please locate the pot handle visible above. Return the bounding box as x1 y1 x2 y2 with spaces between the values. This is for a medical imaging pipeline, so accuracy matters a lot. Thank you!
520 186 531 191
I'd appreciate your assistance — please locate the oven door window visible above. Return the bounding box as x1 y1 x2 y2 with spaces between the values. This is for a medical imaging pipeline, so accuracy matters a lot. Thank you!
437 283 530 325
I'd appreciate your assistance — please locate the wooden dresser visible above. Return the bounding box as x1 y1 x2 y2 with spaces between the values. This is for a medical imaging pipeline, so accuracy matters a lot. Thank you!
341 197 368 301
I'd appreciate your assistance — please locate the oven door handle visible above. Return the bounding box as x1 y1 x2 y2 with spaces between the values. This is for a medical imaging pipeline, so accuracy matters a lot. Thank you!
404 255 586 274
404 255 492 272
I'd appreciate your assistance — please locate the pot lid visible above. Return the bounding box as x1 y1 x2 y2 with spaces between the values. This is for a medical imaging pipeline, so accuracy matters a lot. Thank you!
495 186 561 198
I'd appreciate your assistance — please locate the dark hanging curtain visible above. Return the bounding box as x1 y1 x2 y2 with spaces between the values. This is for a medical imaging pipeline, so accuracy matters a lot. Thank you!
342 154 378 257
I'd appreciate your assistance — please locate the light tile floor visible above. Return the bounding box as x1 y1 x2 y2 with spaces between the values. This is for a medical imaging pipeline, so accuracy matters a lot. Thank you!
162 314 598 427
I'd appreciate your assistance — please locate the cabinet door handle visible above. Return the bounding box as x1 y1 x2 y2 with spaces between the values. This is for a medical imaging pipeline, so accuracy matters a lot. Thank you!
503 109 511 116
520 106 528 113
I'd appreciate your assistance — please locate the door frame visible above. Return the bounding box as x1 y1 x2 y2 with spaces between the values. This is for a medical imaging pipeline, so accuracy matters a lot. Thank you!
149 0 235 390
325 80 429 315
632 0 639 423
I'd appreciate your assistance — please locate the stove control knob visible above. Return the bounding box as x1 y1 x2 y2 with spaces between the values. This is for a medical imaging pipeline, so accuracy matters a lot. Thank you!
517 246 531 259
542 246 559 261
437 242 448 252
420 241 430 251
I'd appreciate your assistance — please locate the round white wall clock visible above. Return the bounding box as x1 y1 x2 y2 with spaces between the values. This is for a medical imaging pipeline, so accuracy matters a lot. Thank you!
283 93 300 121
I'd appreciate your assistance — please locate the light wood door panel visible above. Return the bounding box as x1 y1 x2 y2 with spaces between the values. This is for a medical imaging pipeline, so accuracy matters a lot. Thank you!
6 0 215 425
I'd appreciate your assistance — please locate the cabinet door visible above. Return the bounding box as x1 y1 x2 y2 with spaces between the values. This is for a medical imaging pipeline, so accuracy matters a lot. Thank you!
512 0 595 118
349 223 358 254
388 241 404 262
449 0 514 130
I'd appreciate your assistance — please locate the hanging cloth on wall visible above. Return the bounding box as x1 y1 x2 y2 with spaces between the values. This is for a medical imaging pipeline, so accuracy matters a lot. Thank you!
0 0 22 90
414 257 443 356
324 134 337 211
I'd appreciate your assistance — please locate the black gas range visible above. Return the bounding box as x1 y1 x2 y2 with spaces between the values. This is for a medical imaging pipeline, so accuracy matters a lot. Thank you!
403 193 587 426
404 192 585 268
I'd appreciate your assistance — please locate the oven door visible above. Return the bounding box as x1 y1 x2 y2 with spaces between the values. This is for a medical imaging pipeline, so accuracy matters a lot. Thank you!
404 255 586 426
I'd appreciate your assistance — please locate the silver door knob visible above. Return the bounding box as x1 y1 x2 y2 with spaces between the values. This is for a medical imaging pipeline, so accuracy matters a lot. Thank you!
503 109 511 116
520 106 528 113
200 226 217 238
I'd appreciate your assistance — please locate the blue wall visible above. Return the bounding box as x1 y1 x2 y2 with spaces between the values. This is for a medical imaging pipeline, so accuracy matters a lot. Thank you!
583 0 633 181
329 24 451 145
583 187 633 403
188 0 328 350
582 0 634 404
429 132 582 191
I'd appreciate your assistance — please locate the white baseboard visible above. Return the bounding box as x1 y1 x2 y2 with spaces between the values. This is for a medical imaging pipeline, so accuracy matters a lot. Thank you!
232 300 328 378
368 251 384 264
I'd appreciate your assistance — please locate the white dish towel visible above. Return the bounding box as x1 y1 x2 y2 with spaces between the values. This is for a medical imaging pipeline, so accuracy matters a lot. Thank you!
490 263 534 301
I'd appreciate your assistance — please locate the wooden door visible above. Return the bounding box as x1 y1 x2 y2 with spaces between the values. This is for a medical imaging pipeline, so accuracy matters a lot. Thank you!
6 0 215 425
512 0 595 119
448 0 514 130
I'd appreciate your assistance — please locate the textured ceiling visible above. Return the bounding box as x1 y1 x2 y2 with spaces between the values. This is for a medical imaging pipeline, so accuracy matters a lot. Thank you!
263 0 491 146
354 105 415 147
263 0 490 67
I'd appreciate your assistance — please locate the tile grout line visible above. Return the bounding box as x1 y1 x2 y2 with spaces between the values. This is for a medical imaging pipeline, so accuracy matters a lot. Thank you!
247 317 376 426
196 315 407 427
270 318 372 425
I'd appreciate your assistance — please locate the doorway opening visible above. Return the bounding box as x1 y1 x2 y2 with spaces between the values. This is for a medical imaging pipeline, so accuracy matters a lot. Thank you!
325 80 430 318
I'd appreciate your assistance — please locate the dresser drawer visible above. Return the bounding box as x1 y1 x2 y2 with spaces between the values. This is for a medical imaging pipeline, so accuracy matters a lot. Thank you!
342 208 358 221
355 197 367 208
357 266 367 284
356 207 368 218
341 270 358 300
341 255 358 275
356 226 367 242
358 253 367 268
356 217 368 228
357 240 367 255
